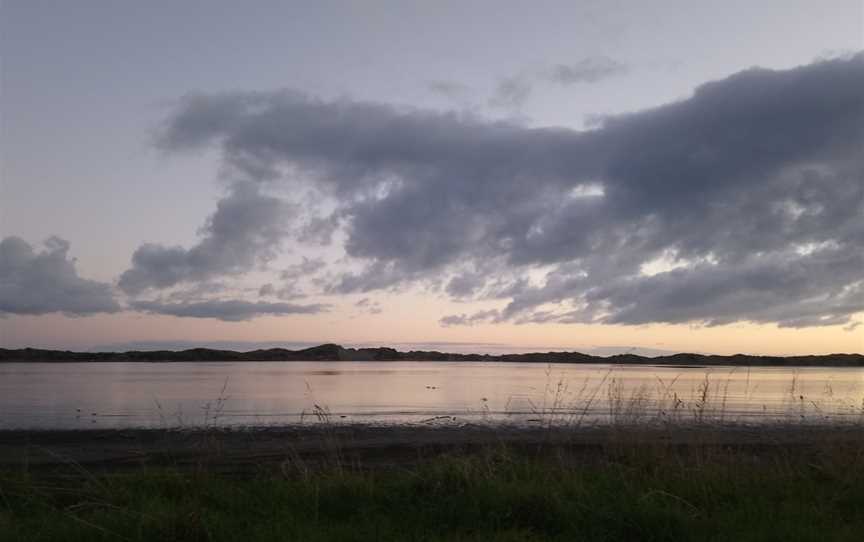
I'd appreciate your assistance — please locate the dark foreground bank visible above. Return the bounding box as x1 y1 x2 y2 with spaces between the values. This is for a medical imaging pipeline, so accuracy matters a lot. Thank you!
2 424 864 541
3 423 864 472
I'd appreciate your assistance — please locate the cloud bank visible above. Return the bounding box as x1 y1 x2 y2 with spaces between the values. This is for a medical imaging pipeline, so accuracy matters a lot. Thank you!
118 181 292 294
130 299 328 321
0 236 120 316
125 54 862 328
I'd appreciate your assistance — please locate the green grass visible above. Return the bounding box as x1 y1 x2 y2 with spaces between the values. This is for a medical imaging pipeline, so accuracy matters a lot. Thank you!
3 441 864 541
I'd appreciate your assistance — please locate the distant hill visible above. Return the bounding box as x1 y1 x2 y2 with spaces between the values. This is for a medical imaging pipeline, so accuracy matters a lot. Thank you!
0 344 861 366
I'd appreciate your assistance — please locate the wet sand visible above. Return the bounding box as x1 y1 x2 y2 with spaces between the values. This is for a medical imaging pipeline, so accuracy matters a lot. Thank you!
3 422 863 474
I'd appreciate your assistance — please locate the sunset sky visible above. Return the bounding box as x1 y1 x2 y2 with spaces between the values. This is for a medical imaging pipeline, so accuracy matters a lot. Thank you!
2 1 862 355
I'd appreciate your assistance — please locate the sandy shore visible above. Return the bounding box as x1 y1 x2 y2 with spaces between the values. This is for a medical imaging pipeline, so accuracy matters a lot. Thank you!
3 422 863 474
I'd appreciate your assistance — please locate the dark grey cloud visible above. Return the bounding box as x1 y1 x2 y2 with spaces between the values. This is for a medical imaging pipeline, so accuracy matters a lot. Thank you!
329 261 432 294
442 261 519 299
257 283 277 297
0 236 120 316
280 257 326 280
445 271 487 298
119 182 293 294
130 299 328 321
156 54 864 329
257 281 303 300
450 245 864 329
297 214 340 245
584 249 864 328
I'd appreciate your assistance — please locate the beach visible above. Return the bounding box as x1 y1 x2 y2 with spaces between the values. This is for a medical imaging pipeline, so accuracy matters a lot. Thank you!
4 422 864 473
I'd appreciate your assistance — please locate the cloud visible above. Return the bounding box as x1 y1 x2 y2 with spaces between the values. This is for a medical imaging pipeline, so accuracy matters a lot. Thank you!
256 257 327 300
119 182 293 294
489 56 627 110
0 236 120 316
166 281 227 302
489 75 533 110
257 283 276 297
445 272 486 298
354 297 382 314
544 57 627 85
443 265 507 298
280 257 326 280
484 247 864 329
439 309 501 327
427 80 474 109
130 299 328 321
258 281 304 300
428 80 471 96
157 54 864 329
297 214 340 245
582 250 864 328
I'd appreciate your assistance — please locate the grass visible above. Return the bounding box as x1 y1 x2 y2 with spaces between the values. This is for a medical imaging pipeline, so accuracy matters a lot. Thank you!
520 367 864 429
3 437 864 542
3 370 864 540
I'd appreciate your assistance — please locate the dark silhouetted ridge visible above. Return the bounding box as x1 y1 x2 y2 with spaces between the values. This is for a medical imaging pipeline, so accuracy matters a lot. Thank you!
0 345 861 366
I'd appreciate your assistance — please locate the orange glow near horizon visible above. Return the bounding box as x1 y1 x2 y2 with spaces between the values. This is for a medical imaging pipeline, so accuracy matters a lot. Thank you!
3 306 862 356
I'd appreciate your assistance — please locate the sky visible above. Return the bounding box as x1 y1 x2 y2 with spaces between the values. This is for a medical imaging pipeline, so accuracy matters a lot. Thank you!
1 0 863 355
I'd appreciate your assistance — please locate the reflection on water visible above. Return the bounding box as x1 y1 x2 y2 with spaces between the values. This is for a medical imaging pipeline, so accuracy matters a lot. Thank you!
1 361 862 429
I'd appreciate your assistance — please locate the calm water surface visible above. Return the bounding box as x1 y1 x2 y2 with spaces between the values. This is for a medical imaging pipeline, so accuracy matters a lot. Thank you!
1 361 863 429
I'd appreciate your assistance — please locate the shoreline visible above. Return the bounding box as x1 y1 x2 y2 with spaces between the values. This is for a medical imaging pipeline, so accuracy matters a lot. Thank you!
4 422 864 473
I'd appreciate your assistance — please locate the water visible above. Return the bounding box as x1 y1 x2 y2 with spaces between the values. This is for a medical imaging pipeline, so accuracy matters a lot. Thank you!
1 361 863 429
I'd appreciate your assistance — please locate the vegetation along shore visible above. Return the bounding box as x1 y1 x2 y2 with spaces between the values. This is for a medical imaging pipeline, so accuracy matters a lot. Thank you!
3 423 864 541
